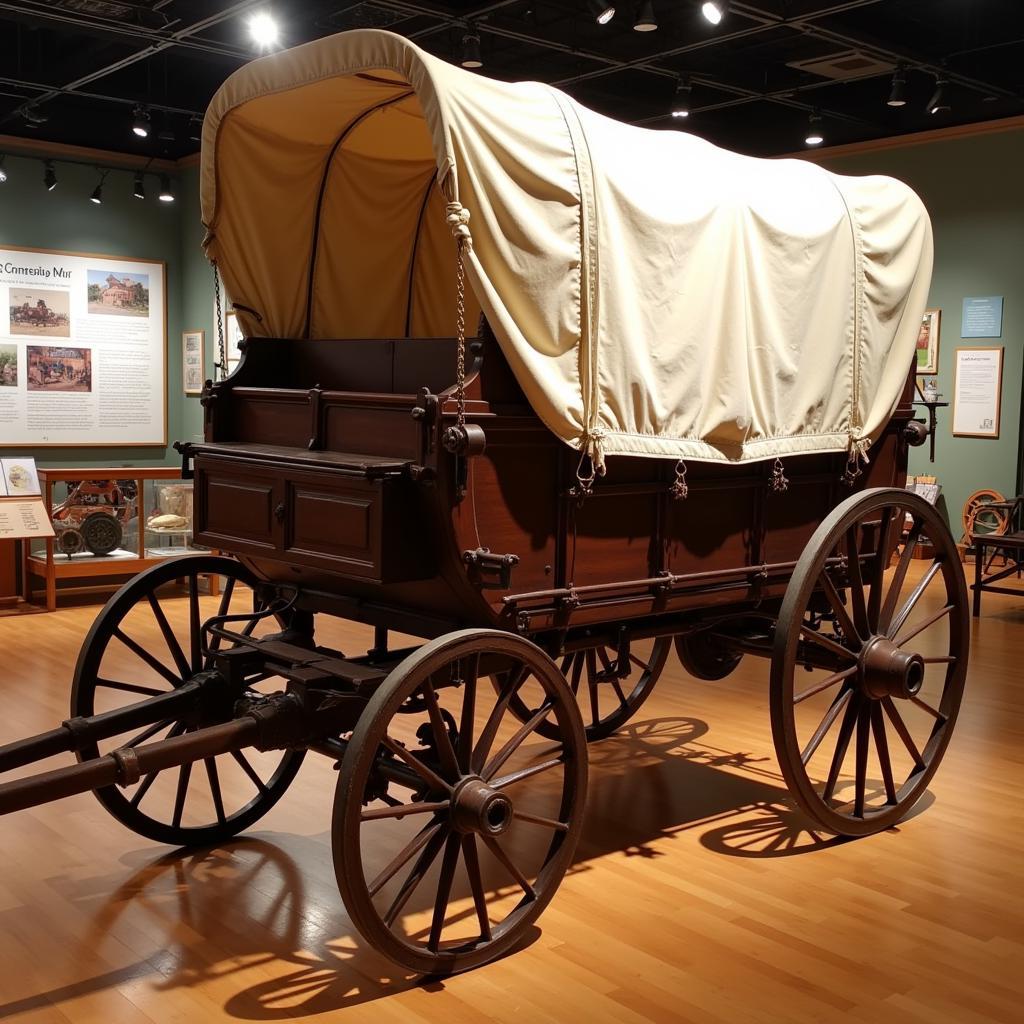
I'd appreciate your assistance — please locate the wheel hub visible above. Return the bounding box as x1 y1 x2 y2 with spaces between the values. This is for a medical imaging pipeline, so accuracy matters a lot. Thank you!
859 635 924 700
451 776 514 836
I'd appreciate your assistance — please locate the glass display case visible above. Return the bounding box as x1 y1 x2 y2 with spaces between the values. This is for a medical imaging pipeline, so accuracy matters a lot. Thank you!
24 467 209 611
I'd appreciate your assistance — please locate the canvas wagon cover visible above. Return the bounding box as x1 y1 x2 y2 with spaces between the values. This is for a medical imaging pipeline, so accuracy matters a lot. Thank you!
201 29 933 469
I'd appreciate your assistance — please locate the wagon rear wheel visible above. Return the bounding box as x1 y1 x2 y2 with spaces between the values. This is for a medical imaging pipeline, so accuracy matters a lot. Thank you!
71 555 305 847
334 629 587 974
771 488 968 836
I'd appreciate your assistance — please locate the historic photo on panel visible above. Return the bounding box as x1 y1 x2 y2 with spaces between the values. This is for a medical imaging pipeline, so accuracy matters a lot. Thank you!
9 288 71 337
26 345 92 392
87 269 150 317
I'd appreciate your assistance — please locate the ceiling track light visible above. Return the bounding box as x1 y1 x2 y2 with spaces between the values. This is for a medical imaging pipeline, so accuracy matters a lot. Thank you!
671 76 692 118
804 110 824 147
0 155 7 184
90 169 108 205
701 1 727 26
588 0 616 25
158 174 175 203
249 11 279 49
887 66 907 108
927 76 950 114
460 30 483 69
133 171 146 200
43 160 57 192
131 105 151 138
634 0 657 32
22 105 48 127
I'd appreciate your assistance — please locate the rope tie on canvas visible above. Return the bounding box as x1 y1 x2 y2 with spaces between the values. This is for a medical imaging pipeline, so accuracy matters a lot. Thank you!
447 203 473 430
843 434 872 487
213 262 226 382
669 460 689 500
769 457 789 493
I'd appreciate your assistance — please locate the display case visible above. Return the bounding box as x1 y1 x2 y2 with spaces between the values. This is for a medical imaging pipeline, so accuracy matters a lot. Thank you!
23 467 210 611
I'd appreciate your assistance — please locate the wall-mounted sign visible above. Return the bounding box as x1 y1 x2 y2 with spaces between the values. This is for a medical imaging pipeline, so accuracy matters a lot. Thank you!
961 296 1003 339
0 245 166 447
952 346 1003 439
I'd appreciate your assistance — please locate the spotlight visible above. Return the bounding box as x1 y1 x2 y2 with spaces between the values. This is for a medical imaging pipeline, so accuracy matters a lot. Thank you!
671 77 692 118
887 67 907 107
701 1 727 25
249 11 279 48
927 77 950 114
133 171 145 200
158 174 175 202
0 155 7 184
43 160 57 191
460 32 482 69
588 0 615 25
805 110 824 146
131 105 151 138
90 184 103 204
634 0 657 32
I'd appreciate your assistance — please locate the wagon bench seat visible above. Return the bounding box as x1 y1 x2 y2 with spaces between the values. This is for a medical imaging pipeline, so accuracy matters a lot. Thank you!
189 441 429 586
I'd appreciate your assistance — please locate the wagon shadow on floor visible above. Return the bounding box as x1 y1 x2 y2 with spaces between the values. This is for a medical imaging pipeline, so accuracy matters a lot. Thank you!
0 714 872 1022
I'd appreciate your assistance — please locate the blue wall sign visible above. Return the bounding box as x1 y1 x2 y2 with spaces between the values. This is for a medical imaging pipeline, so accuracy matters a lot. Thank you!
961 296 1004 338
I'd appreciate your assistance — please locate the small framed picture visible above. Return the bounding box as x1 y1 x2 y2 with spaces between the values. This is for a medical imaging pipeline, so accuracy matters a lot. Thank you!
182 329 205 395
915 308 940 374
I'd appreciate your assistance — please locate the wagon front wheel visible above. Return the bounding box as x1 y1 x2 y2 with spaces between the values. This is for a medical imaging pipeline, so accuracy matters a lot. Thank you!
771 488 968 837
334 629 587 974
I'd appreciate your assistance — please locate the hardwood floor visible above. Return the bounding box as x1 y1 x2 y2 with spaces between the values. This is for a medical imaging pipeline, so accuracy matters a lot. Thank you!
0 569 1021 1023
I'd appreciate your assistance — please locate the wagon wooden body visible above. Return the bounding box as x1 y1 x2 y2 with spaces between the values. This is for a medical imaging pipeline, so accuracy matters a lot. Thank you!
0 30 967 976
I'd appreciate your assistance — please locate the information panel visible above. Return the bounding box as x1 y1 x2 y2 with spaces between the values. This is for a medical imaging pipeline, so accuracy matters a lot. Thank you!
0 245 166 446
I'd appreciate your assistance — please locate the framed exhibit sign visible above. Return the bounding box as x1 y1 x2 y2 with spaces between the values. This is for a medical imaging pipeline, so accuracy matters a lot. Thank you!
0 245 166 446
182 330 205 395
961 296 1003 338
915 308 940 374
952 346 1003 439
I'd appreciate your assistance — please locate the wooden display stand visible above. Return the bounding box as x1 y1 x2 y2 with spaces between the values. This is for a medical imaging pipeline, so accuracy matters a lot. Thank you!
22 467 217 612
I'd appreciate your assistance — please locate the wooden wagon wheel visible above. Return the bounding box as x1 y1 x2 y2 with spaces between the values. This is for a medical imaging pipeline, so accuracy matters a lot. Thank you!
771 488 968 837
71 555 305 847
675 631 743 680
507 638 671 742
334 629 587 974
962 488 1007 542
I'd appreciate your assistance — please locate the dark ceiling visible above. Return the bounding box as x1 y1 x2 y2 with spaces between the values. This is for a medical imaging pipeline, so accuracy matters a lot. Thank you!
0 0 1022 161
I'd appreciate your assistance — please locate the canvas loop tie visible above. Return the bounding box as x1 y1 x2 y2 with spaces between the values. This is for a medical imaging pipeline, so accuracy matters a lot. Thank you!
770 457 789 493
212 261 226 382
572 451 597 504
842 435 872 487
669 460 689 500
446 202 473 251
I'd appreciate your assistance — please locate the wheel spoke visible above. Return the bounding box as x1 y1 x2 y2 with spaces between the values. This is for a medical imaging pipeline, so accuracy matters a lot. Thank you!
204 757 226 825
381 736 452 794
867 508 895 632
422 680 459 779
910 695 947 722
798 623 857 662
461 834 492 942
146 593 191 679
171 759 193 830
823 694 860 803
125 717 174 748
512 809 569 832
893 604 953 649
367 818 443 897
887 560 943 640
128 768 160 809
870 702 897 805
586 649 600 727
818 572 861 649
610 678 628 707
188 575 202 671
112 628 183 688
96 678 164 698
568 653 584 696
361 800 450 822
881 696 925 769
794 665 858 705
800 686 852 765
209 577 237 652
491 755 565 790
457 654 479 774
880 517 923 632
845 527 869 637
231 749 269 794
472 665 528 773
628 653 653 674
482 702 554 781
853 701 870 817
427 831 462 952
382 824 449 928
480 834 536 900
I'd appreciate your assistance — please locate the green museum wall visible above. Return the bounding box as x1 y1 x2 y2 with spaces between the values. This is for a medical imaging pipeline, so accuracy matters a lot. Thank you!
177 165 211 447
818 129 1024 528
0 152 183 469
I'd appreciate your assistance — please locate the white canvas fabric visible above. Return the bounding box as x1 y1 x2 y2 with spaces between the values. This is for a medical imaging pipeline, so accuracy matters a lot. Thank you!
201 29 933 469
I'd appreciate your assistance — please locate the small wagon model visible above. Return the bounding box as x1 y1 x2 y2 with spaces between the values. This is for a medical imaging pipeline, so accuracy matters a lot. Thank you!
0 31 964 975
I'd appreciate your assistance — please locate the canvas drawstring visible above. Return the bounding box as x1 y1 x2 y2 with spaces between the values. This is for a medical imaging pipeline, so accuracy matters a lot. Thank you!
769 457 788 493
669 460 688 500
843 434 872 486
